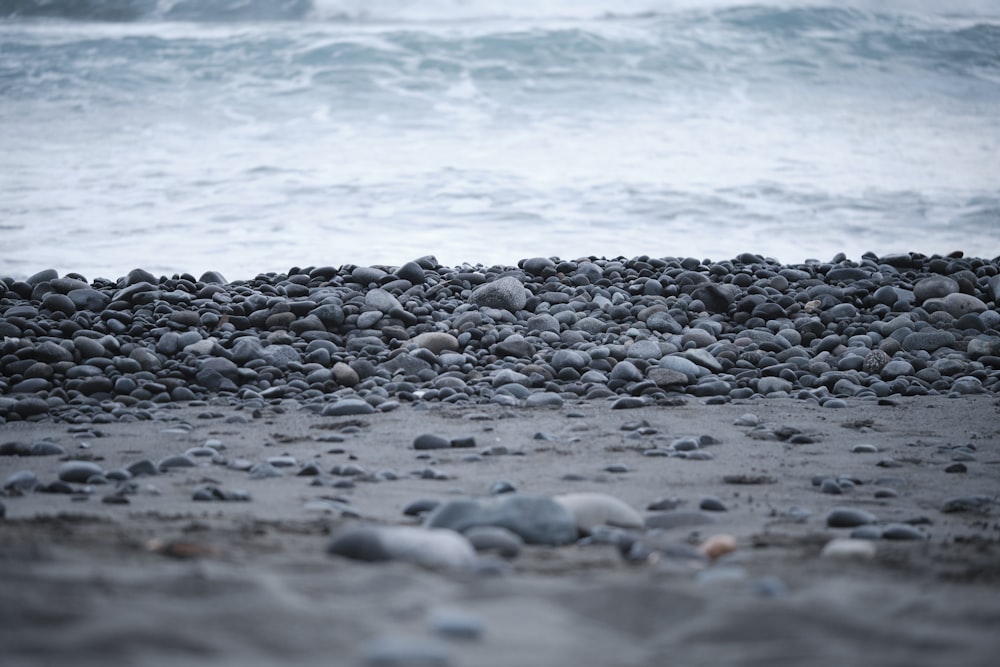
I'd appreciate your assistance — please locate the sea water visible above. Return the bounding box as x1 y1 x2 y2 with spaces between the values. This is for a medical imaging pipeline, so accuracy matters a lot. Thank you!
1 0 998 280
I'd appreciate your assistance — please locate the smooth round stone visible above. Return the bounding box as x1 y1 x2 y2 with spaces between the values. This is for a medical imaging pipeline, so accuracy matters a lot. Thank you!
758 377 793 395
412 332 459 354
463 526 522 558
327 524 475 569
611 397 646 410
913 275 959 303
923 292 988 318
524 392 564 408
413 433 450 450
699 496 728 512
403 498 440 517
41 292 76 316
553 492 644 533
851 444 879 453
425 495 578 546
550 349 588 371
57 461 104 483
362 636 451 667
821 538 877 559
249 462 283 479
671 437 699 452
901 330 956 353
158 455 197 471
469 276 526 312
322 398 374 416
881 523 927 540
365 288 403 314
489 480 516 495
627 340 663 360
4 470 39 491
880 360 915 380
826 507 878 528
820 479 844 495
12 398 49 418
658 355 707 379
28 441 67 456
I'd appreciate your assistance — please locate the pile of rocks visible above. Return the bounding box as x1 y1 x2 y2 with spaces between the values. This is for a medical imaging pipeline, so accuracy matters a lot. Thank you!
1 252 998 423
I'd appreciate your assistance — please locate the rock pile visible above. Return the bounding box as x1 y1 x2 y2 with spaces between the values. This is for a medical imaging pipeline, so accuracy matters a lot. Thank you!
1 252 997 423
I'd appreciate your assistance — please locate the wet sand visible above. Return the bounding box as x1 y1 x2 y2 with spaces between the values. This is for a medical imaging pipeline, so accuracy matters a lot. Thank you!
1 394 999 667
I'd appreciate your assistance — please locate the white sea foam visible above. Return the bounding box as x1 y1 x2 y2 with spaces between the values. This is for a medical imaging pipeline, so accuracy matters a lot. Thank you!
1 2 998 279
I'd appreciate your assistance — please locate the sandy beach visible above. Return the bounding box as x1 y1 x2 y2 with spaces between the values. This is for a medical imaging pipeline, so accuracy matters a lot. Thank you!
2 394 998 667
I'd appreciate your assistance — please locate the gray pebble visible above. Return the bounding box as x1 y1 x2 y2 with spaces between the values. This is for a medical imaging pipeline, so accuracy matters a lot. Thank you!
826 507 878 528
881 523 927 540
58 461 104 483
158 455 197 472
699 496 728 512
414 434 451 450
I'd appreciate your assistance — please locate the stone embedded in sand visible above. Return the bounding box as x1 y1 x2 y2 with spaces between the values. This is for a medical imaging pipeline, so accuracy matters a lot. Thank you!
327 524 475 569
699 496 728 512
881 523 927 541
821 538 877 559
413 433 450 450
424 495 578 546
403 498 440 517
826 507 878 528
126 459 158 477
3 470 38 492
57 460 104 483
469 276 526 312
699 534 737 560
192 484 251 502
553 492 644 533
157 454 196 472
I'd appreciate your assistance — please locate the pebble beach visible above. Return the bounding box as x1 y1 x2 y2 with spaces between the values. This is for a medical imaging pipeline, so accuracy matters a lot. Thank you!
2 252 999 666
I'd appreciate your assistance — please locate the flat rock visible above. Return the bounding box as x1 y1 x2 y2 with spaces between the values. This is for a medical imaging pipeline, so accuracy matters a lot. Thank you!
553 492 644 533
425 495 578 546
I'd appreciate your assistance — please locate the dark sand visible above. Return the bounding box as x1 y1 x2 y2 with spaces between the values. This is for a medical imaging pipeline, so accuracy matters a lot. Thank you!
2 395 999 666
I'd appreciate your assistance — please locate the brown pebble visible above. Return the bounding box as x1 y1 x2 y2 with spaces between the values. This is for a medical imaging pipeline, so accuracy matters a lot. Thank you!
698 534 737 560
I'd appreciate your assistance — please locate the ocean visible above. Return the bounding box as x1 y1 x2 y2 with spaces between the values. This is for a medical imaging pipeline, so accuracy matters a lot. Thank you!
2 0 998 281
